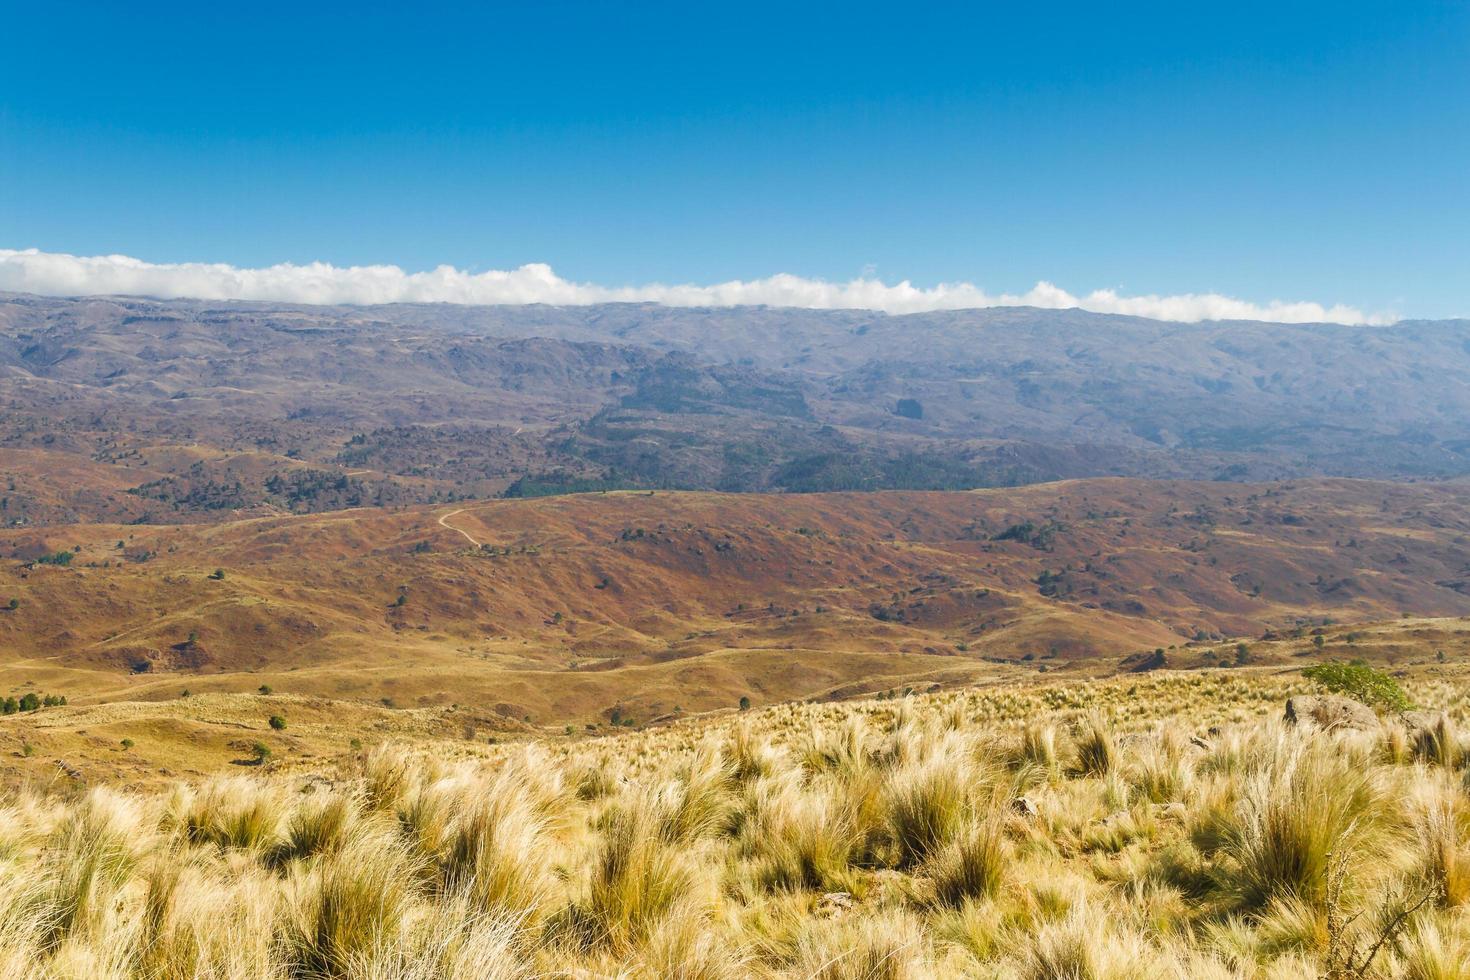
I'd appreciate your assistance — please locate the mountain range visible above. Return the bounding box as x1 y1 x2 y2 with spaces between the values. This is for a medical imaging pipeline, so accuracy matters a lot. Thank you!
3 292 1468 525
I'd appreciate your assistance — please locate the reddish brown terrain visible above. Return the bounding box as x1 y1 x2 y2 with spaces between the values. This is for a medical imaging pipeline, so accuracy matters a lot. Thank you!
5 293 1470 786
3 477 1468 743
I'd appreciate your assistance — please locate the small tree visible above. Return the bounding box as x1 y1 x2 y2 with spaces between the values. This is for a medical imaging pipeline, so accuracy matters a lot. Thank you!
5 598 16 611
738 696 751 711
208 568 225 580
258 684 273 695
1302 660 1410 713
18 693 39 712
268 715 287 731
250 742 272 765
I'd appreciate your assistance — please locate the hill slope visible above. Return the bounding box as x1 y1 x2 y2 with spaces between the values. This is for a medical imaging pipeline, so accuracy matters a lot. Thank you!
2 478 1468 741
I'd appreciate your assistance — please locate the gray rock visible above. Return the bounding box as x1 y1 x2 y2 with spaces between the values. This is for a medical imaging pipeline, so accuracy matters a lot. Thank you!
815 892 856 918
1402 709 1448 738
1284 694 1379 732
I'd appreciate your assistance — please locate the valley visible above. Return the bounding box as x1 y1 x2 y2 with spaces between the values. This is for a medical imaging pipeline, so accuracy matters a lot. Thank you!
1 476 1468 786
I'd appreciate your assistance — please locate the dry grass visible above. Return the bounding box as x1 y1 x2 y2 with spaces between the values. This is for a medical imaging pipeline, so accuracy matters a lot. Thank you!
2 670 1470 976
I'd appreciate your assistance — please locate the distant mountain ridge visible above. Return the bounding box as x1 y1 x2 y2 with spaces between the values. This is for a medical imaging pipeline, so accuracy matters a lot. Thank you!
2 291 1468 524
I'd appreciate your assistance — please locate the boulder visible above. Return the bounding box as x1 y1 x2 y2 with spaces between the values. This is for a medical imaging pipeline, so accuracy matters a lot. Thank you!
1284 694 1379 732
1011 796 1040 818
1402 709 1448 739
815 892 856 918
1152 801 1188 821
1401 709 1456 760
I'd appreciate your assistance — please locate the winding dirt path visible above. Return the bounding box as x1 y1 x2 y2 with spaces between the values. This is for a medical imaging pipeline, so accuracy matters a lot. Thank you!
436 508 480 547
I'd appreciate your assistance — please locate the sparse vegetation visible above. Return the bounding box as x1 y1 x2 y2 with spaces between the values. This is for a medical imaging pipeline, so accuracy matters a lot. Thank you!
0 673 1464 974
10 279 1470 978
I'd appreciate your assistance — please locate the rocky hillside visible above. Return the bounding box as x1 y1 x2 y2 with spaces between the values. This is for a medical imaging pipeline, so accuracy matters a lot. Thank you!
3 293 1470 524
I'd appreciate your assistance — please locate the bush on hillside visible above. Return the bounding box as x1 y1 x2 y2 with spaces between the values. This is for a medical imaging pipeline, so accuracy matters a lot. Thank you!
1301 659 1410 712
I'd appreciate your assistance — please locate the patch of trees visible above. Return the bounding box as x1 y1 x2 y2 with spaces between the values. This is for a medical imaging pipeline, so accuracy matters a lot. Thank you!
894 398 924 420
504 470 644 498
1 692 66 714
772 450 1002 493
992 521 1065 550
128 477 251 511
1035 568 1072 598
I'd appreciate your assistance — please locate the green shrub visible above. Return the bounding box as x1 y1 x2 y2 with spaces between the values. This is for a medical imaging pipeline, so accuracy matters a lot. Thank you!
1301 660 1410 712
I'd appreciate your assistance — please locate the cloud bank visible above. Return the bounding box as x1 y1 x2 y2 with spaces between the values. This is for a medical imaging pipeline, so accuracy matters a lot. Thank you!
0 248 1391 324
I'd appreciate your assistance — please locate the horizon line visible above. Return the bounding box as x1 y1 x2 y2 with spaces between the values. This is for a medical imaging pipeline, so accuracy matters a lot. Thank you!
0 248 1403 325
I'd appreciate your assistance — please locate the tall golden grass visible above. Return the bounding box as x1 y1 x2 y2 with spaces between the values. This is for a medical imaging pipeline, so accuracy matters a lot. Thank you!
1 671 1469 977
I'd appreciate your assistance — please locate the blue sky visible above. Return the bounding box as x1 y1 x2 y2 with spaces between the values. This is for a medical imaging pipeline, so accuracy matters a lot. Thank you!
1 1 1467 318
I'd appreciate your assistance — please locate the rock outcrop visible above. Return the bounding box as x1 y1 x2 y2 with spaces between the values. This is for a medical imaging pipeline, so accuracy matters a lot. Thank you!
1284 694 1379 732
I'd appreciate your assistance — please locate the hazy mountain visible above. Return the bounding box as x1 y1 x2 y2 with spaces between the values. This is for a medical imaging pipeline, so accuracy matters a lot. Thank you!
2 291 1468 523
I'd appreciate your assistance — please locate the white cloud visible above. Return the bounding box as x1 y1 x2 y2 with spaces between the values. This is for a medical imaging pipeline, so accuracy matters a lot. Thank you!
0 248 1393 324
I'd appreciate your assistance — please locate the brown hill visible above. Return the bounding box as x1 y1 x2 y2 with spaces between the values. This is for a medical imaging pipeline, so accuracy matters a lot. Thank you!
2 478 1468 738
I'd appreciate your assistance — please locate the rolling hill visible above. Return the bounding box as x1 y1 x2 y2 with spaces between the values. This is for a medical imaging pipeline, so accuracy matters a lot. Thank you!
2 476 1468 779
